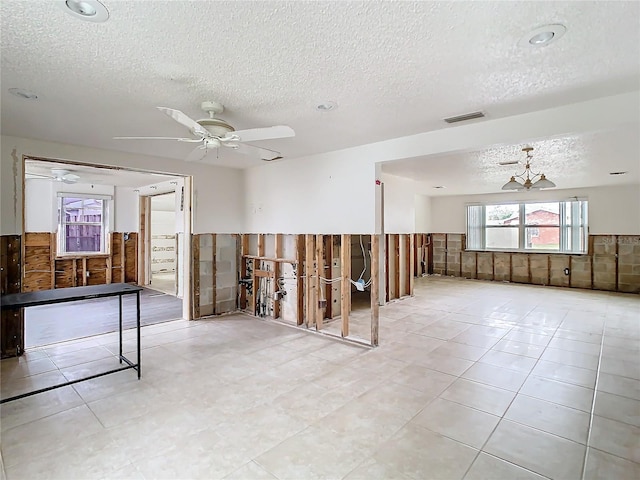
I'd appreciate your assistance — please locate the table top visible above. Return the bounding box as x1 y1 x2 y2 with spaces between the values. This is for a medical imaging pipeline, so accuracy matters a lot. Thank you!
1 283 143 309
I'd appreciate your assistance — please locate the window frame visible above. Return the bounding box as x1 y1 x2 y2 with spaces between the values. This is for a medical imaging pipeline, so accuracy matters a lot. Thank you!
57 193 111 255
466 199 588 254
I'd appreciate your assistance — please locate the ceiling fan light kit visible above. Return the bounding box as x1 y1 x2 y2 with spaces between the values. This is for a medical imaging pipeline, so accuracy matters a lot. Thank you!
114 100 295 163
501 147 556 191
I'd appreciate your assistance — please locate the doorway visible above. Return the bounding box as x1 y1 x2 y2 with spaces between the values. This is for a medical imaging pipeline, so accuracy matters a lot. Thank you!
149 192 178 296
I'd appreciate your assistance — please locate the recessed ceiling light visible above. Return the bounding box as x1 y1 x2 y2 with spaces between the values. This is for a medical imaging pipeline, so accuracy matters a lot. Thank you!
433 186 446 189
8 88 38 100
609 171 628 176
316 101 337 112
519 24 566 48
59 0 109 22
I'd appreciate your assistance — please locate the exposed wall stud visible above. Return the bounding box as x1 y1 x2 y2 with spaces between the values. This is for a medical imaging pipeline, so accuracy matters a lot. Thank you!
371 234 380 346
341 234 351 337
296 234 305 325
315 234 324 330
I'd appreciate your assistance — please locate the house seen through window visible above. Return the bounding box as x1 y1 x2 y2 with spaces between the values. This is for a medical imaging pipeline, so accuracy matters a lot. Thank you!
467 200 588 254
58 195 108 254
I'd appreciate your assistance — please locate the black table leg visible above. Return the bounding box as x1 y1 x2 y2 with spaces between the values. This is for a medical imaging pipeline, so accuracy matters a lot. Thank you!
136 290 141 379
119 294 123 364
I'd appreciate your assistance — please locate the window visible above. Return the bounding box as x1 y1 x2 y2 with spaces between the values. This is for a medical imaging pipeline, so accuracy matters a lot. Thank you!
466 200 588 254
57 194 110 254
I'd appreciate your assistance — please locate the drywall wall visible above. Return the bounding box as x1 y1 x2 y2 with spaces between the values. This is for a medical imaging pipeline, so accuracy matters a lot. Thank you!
380 173 416 233
1 135 245 235
415 194 432 232
430 185 640 235
114 187 139 232
244 151 375 233
24 178 115 232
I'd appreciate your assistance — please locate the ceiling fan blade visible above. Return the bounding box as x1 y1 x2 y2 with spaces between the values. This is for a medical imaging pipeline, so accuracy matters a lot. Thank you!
114 136 202 142
157 107 209 137
234 143 282 161
25 173 52 179
185 145 208 163
227 125 294 143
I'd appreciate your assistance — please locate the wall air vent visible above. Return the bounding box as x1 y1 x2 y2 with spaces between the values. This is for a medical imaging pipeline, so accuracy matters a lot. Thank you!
444 111 485 124
609 171 628 176
499 161 520 166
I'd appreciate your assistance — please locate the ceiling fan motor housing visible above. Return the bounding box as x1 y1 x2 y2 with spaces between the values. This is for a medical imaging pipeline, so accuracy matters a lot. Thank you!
196 118 235 137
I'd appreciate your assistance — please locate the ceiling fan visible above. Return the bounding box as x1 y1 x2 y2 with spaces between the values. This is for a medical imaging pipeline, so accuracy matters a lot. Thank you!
26 168 81 184
114 101 295 162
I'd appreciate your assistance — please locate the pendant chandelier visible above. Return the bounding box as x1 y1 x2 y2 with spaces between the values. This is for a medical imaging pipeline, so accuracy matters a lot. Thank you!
502 147 556 191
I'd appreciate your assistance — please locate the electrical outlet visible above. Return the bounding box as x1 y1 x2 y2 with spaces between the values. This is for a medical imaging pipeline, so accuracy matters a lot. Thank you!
86 271 90 277
564 268 570 275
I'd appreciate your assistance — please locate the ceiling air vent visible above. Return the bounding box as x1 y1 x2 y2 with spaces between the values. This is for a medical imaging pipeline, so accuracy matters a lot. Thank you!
609 171 628 176
444 111 485 124
499 161 520 166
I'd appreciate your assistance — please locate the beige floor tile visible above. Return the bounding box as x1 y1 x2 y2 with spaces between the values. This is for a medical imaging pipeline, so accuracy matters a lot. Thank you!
432 342 488 361
1 405 105 468
504 394 590 444
484 420 586 480
599 356 640 380
589 415 640 463
0 356 58 380
553 329 602 345
594 391 640 427
441 378 516 416
548 336 602 355
451 331 501 349
584 447 640 480
412 351 474 376
316 399 408 452
462 363 527 392
374 422 478 480
530 359 597 389
464 452 546 480
343 457 412 480
1 369 68 400
492 339 545 359
418 320 472 340
597 372 640 401
478 350 537 374
541 347 600 370
4 431 130 480
48 345 116 369
0 385 83 432
223 461 278 480
520 375 595 412
502 330 552 347
601 343 639 363
134 428 247 480
413 397 500 448
255 425 372 480
358 382 438 421
391 363 458 394
87 383 170 428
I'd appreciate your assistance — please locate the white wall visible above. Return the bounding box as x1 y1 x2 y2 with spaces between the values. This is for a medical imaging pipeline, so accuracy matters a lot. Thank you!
244 151 376 234
25 179 115 232
380 173 416 233
1 135 245 235
415 194 432 233
430 185 640 235
114 187 139 232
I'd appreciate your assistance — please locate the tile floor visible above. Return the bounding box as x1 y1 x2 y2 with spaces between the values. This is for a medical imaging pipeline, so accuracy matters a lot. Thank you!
1 276 639 480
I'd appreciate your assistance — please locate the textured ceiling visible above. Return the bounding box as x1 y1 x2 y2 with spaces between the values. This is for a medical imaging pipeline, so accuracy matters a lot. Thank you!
24 159 181 188
2 1 639 170
382 126 640 196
